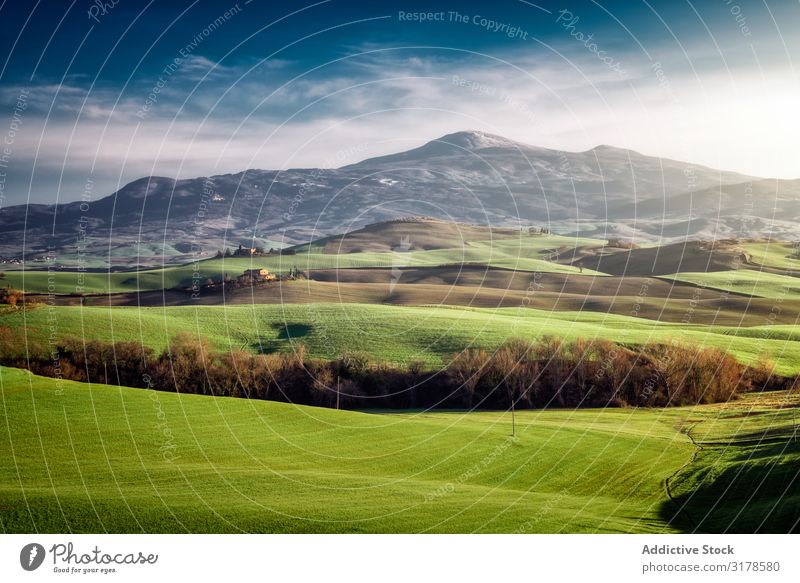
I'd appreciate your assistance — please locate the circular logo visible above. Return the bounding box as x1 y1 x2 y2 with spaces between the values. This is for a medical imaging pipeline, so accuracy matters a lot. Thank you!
19 543 46 571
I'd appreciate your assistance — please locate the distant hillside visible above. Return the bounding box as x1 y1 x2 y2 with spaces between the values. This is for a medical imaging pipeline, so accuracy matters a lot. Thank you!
2 130 796 267
300 217 521 254
574 240 749 276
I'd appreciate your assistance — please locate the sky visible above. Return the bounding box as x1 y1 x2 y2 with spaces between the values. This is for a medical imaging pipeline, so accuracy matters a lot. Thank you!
1 0 799 206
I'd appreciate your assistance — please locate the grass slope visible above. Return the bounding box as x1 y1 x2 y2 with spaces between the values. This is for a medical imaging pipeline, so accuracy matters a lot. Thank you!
741 241 800 272
664 269 800 300
2 367 796 533
663 391 800 532
0 366 687 533
295 220 603 255
2 235 606 295
6 303 800 373
576 240 746 276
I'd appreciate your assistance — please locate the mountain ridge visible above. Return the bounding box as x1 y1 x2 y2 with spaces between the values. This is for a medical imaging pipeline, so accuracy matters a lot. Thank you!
1 130 796 267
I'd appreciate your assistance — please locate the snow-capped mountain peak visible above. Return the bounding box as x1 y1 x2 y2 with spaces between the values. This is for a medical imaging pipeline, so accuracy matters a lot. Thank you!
434 130 519 150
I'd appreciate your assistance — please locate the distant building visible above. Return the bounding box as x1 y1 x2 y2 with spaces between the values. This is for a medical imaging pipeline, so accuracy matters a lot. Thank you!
238 268 275 285
243 268 269 278
233 244 257 257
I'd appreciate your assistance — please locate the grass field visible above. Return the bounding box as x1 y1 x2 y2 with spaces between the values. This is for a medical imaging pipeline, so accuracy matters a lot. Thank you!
665 392 800 532
1 235 606 294
297 226 604 256
6 302 800 374
742 241 800 271
1 366 796 533
3 228 799 533
664 269 800 300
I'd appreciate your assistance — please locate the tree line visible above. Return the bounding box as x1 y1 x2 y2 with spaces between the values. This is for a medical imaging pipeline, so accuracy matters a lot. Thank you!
0 333 792 410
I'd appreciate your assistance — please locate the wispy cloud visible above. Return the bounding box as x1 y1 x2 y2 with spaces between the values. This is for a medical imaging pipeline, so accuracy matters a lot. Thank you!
3 35 799 206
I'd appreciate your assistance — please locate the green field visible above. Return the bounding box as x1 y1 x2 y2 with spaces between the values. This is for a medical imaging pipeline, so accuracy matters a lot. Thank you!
1 235 605 294
6 302 800 374
666 394 800 532
3 230 800 534
742 241 800 271
1 366 796 533
664 269 800 300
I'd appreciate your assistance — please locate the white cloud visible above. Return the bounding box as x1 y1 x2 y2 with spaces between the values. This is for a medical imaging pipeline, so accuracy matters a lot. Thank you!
5 44 799 205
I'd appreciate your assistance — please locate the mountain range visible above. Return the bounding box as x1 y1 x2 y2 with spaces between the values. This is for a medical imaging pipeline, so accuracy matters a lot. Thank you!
2 130 798 266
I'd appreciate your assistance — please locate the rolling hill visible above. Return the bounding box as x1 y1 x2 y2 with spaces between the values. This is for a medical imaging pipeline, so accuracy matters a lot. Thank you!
1 366 796 533
7 302 800 373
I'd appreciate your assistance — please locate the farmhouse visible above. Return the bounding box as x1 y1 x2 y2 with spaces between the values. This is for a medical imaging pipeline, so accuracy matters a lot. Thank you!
233 244 257 257
242 267 269 279
233 268 276 287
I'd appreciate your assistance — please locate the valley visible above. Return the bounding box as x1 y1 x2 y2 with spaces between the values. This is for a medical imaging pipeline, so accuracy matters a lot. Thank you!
2 137 799 535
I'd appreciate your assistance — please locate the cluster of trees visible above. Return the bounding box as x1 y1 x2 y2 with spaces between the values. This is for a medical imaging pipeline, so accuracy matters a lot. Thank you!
213 246 295 258
1 334 791 410
442 338 780 408
0 287 23 307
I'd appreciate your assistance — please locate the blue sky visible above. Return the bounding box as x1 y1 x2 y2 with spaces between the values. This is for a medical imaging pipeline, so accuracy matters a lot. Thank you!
1 0 799 205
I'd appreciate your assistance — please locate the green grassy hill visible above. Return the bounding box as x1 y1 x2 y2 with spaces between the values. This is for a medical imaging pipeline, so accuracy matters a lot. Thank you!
1 234 605 295
6 302 800 373
665 394 800 532
741 241 800 271
664 269 800 300
1 367 796 533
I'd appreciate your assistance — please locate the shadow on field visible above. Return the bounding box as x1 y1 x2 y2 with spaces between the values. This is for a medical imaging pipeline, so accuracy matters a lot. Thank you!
661 439 800 533
254 323 314 353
